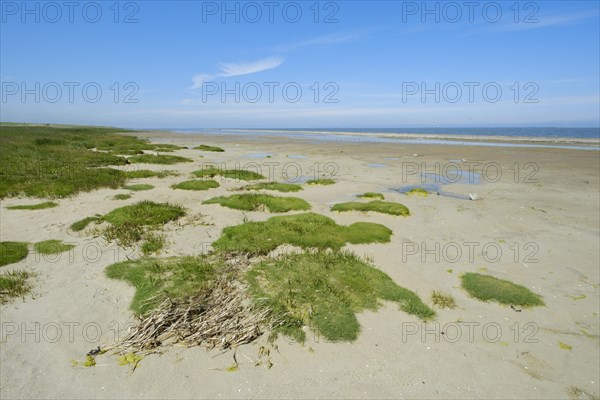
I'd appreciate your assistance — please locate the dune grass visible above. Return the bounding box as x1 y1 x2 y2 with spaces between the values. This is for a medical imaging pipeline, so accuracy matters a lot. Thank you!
461 273 544 307
0 270 34 304
431 291 457 309
113 194 131 200
203 193 310 213
248 251 435 342
70 216 101 232
0 242 29 267
306 178 336 185
406 188 429 197
358 192 384 200
105 256 220 316
240 182 303 192
34 240 75 255
0 125 140 198
141 232 166 255
212 213 392 255
171 180 220 191
128 154 193 165
195 144 225 152
192 167 265 181
6 202 58 210
124 170 179 179
332 200 410 216
123 184 154 191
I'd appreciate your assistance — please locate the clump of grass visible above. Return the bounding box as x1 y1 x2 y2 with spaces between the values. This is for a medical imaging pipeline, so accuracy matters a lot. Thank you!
192 167 265 181
0 125 143 198
213 213 392 255
240 182 303 193
0 242 29 267
431 291 457 309
128 154 193 165
203 193 310 213
0 270 34 304
34 240 75 255
331 201 410 216
306 178 336 185
123 184 154 191
6 202 58 210
195 144 225 152
113 194 131 200
171 180 220 191
248 251 435 342
141 232 166 255
70 216 101 232
105 256 220 316
407 188 429 197
461 272 544 307
358 192 384 200
124 170 179 179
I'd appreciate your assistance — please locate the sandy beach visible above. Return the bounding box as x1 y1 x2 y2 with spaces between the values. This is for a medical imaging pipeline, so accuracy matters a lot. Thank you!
1 131 598 399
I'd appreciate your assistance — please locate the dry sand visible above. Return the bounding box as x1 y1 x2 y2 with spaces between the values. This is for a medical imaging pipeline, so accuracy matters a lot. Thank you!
1 131 598 399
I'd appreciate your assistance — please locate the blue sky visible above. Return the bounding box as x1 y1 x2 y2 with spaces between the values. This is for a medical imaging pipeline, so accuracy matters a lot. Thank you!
1 0 599 128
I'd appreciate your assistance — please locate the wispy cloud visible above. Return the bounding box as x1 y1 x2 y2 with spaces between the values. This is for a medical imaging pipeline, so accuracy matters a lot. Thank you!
190 56 284 89
271 31 365 52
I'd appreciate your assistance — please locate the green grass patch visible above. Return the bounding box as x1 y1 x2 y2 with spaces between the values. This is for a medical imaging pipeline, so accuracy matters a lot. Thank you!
461 272 544 307
0 270 34 304
332 201 410 216
0 125 144 198
141 232 166 255
0 242 29 267
123 184 154 191
195 144 225 152
306 178 336 185
248 251 435 342
431 291 457 309
34 240 75 255
128 154 193 165
240 182 303 192
192 167 265 181
6 201 58 210
124 170 179 179
171 180 220 191
70 216 100 232
357 192 384 200
203 193 310 213
105 256 220 316
113 194 132 200
212 213 392 255
406 188 429 197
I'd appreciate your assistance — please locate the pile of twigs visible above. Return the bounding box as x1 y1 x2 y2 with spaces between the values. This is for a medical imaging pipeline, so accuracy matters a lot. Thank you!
108 253 277 353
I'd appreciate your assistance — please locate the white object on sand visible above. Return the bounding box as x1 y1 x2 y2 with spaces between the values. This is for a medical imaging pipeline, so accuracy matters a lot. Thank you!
469 193 479 201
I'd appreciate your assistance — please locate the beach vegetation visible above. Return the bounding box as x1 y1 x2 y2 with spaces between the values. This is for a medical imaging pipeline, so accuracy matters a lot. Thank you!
239 182 303 192
128 154 193 165
6 202 58 210
0 271 34 304
123 170 179 179
331 201 410 216
195 144 225 152
431 291 457 309
123 184 154 191
461 272 544 307
203 193 310 213
113 194 131 200
192 167 265 181
306 178 336 185
34 240 75 255
141 233 166 255
171 180 220 191
407 188 429 196
70 216 101 232
0 242 29 267
357 192 384 200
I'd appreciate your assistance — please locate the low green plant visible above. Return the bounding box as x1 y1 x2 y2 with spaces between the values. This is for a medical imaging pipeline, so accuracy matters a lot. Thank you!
123 184 154 191
6 202 58 210
0 270 34 304
195 144 225 152
192 168 265 181
0 242 29 267
128 154 193 165
240 182 303 192
357 192 384 200
171 180 220 191
34 240 75 255
306 178 336 185
407 188 429 197
248 251 435 342
212 213 392 255
431 291 457 309
124 170 179 179
70 216 101 232
331 201 410 216
113 194 131 200
461 272 544 307
141 232 166 255
203 193 310 213
105 256 220 316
